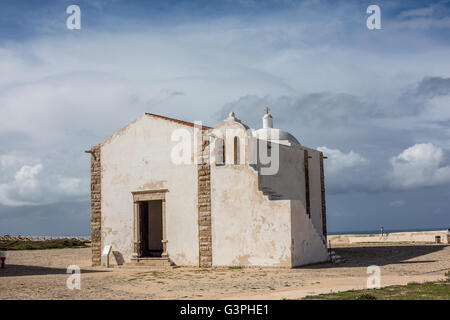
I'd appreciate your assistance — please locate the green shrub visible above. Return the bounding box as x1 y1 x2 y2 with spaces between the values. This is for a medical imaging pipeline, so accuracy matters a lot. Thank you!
356 293 377 300
0 238 89 251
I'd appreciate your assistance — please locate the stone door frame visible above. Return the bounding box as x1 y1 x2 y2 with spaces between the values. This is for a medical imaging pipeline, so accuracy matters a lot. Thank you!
131 189 168 258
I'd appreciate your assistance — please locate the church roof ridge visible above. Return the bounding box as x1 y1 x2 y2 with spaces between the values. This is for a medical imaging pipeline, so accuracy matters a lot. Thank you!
145 113 212 130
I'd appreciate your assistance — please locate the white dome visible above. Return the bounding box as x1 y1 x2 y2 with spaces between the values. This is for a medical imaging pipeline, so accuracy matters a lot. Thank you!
253 108 301 146
253 127 301 146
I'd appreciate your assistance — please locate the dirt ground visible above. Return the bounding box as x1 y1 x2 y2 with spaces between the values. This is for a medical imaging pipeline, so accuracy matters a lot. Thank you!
1 243 449 300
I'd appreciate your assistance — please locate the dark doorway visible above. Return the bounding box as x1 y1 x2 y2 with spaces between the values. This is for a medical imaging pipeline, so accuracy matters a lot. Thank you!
139 200 163 257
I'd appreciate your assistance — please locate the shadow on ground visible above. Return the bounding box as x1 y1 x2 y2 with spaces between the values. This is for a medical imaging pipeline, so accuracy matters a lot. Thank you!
303 244 448 269
0 265 108 277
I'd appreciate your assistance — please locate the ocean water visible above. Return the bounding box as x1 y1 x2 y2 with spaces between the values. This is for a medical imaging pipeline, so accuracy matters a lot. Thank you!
328 227 449 235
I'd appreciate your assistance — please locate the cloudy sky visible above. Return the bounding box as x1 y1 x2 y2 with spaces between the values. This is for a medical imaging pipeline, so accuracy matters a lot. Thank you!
0 0 449 235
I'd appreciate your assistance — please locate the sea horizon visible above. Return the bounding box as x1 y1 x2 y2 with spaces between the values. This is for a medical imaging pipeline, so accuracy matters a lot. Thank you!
328 227 449 235
1 226 449 239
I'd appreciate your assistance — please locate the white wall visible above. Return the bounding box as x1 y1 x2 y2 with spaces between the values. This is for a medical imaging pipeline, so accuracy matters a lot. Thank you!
209 117 328 267
290 200 329 266
211 164 292 267
252 142 328 266
347 230 450 244
288 147 328 266
100 115 199 266
210 119 292 267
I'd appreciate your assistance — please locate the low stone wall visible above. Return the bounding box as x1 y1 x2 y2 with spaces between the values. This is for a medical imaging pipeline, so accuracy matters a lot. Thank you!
0 235 91 241
328 230 450 245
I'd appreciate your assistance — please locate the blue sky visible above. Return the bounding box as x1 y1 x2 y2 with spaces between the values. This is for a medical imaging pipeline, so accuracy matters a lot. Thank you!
0 0 450 235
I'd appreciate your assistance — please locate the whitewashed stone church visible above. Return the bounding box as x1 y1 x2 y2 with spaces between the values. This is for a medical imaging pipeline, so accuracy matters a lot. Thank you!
87 110 329 268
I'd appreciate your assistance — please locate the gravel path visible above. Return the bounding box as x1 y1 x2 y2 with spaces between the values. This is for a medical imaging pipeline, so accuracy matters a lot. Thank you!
1 243 449 299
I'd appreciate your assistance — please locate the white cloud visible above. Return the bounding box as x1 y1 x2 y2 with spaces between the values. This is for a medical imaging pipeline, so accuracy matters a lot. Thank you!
389 143 450 189
14 163 42 192
57 177 83 196
317 146 369 175
0 163 43 206
316 146 370 193
0 161 87 207
0 154 38 170
395 1 450 29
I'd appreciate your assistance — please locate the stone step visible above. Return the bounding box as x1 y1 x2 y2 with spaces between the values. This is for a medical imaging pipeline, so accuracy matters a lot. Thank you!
129 257 175 268
261 187 283 200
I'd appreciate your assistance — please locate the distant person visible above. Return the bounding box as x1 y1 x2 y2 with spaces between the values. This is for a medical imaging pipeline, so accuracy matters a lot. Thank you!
380 226 384 237
0 251 5 268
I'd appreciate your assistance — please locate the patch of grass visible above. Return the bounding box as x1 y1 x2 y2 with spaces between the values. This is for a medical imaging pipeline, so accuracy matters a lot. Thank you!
228 266 243 270
0 238 89 251
304 277 450 300
356 293 377 300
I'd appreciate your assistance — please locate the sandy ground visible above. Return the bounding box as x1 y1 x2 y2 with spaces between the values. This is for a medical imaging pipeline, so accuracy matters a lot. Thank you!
0 243 449 300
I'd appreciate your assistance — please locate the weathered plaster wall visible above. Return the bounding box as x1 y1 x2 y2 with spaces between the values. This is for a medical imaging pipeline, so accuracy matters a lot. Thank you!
211 164 292 267
290 199 329 266
210 119 292 267
287 147 328 266
254 144 328 266
258 144 304 200
100 115 199 266
209 116 328 267
254 142 304 204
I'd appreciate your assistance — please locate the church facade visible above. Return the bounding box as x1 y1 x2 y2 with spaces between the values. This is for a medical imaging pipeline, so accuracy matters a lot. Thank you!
87 110 329 268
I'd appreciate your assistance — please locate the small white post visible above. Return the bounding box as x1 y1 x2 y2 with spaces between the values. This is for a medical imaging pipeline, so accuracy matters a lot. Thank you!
101 245 112 267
